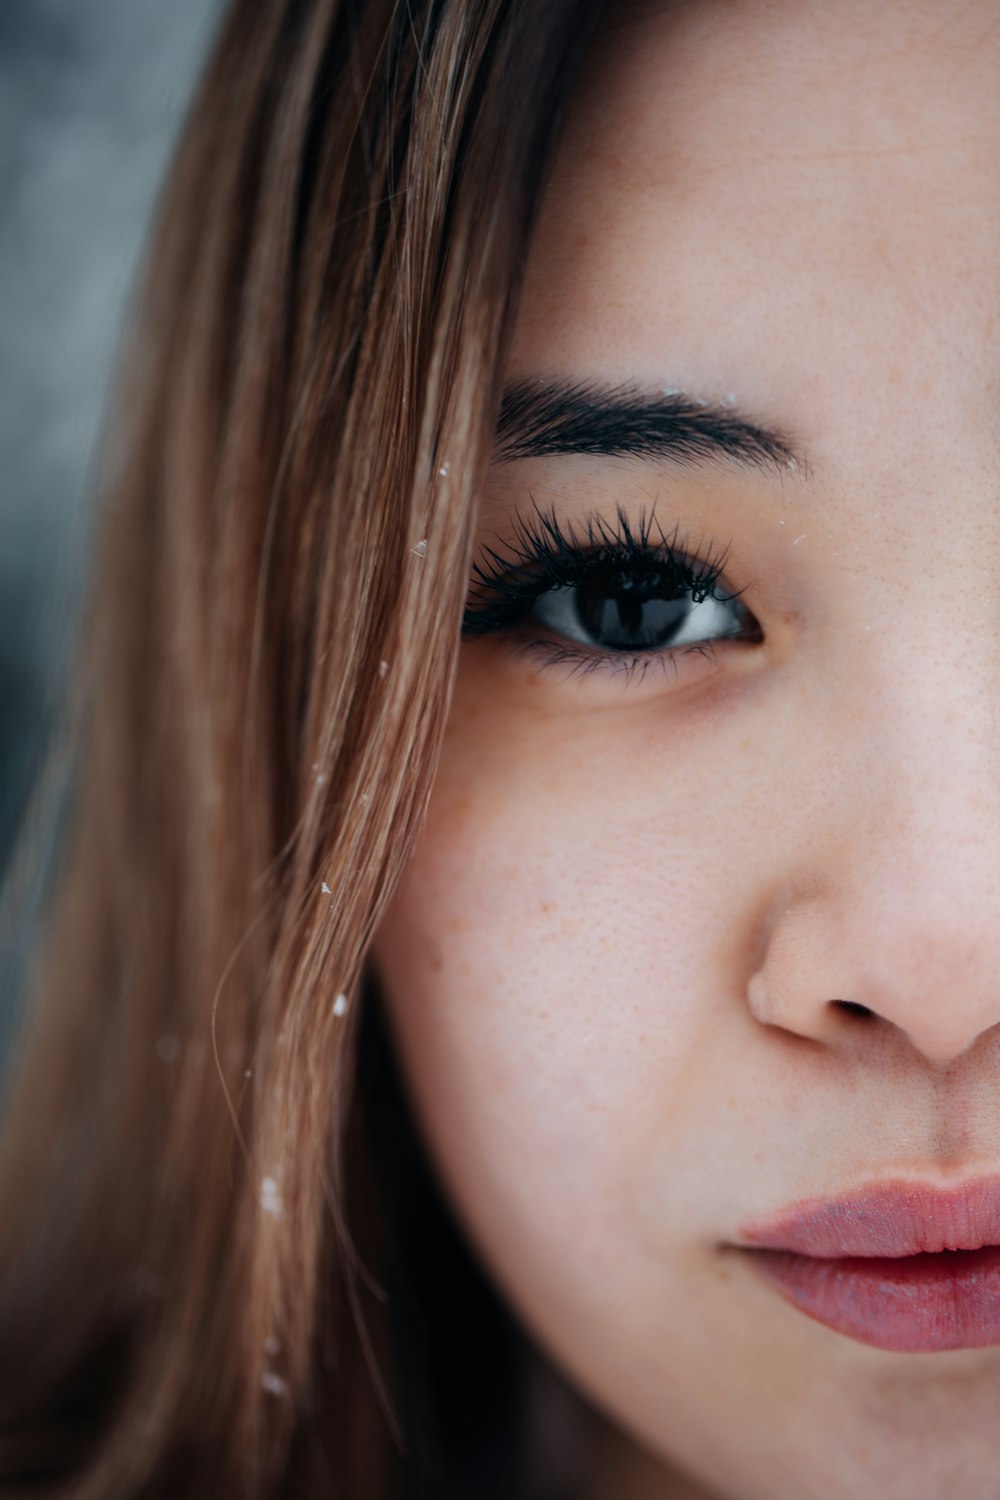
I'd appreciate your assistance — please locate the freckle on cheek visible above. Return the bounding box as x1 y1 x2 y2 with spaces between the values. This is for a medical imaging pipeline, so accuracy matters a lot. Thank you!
442 795 473 834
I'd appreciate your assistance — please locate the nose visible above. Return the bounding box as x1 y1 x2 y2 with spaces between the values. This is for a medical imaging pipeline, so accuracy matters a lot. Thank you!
749 639 1000 1071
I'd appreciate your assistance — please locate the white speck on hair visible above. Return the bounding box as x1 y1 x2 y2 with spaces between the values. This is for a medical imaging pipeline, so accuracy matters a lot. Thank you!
261 1371 288 1397
260 1177 284 1218
263 1335 282 1356
438 462 450 477
333 993 348 1018
315 771 327 785
411 538 427 557
723 392 737 405
660 386 682 398
155 1034 181 1064
786 456 799 471
778 518 786 525
321 881 332 894
244 1068 252 1078
379 660 389 678
792 534 807 546
360 792 370 805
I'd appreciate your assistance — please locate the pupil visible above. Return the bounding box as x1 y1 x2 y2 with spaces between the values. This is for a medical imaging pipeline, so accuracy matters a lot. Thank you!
576 566 689 651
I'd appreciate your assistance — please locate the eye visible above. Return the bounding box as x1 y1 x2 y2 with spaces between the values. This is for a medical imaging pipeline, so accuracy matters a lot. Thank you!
529 560 749 655
462 499 762 687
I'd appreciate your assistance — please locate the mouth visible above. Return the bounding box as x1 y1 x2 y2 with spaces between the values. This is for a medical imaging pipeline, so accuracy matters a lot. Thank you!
731 1175 1000 1353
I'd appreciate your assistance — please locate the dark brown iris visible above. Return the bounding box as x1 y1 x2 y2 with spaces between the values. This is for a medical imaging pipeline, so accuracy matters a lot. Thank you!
574 564 691 651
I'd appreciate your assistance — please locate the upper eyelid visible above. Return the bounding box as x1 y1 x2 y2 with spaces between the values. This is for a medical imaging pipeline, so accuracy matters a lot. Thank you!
467 502 740 598
480 500 676 565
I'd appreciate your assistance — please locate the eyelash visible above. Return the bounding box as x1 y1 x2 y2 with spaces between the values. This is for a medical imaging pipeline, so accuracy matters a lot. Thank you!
461 498 758 687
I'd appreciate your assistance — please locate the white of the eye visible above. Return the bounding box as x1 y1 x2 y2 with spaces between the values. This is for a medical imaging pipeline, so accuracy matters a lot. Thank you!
531 584 737 649
665 594 736 646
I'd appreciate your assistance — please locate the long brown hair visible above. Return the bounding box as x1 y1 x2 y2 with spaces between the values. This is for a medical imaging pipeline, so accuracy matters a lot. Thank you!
0 2 608 1495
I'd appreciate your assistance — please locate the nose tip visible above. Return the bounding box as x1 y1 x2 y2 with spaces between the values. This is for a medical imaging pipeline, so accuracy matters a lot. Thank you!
747 882 1000 1074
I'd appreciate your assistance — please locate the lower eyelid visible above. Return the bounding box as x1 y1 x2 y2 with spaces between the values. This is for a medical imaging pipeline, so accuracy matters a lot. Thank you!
501 632 736 688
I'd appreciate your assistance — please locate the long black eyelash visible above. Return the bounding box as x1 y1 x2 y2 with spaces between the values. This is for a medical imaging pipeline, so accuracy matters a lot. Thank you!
461 495 746 640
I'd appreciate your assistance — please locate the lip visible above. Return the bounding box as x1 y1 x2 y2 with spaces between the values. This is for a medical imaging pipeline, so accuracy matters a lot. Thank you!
733 1175 1000 1352
737 1175 1000 1258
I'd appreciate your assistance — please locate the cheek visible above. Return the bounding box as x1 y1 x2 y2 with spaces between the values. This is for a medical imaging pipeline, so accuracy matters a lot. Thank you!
366 662 828 1477
368 670 761 1336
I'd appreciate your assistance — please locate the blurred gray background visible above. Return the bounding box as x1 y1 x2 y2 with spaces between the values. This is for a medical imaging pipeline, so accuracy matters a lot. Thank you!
0 0 226 1051
1 0 225 872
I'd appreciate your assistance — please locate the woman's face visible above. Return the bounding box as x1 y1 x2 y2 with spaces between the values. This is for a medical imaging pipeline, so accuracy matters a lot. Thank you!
370 1 1000 1496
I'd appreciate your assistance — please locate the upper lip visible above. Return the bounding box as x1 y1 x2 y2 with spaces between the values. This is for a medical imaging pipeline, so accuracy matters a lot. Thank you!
736 1175 1000 1258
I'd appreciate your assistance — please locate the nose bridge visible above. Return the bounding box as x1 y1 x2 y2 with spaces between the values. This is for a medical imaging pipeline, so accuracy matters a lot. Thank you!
857 623 1000 888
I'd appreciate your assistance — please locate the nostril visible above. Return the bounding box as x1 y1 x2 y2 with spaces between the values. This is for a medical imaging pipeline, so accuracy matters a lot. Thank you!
833 998 875 1020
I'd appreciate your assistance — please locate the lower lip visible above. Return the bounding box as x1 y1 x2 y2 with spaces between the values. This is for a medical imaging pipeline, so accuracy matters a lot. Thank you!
743 1244 1000 1352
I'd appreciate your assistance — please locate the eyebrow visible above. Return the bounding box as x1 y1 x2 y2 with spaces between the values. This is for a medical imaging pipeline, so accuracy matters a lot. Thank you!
493 377 806 478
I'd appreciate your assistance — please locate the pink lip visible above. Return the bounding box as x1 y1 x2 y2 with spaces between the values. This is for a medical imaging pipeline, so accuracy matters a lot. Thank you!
737 1175 1000 1257
733 1176 1000 1352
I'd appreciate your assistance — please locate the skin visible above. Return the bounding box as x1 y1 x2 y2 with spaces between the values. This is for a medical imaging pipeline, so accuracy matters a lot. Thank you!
369 1 1000 1495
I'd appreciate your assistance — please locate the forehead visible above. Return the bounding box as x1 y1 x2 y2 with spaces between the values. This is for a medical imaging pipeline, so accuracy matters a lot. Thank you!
509 0 1000 474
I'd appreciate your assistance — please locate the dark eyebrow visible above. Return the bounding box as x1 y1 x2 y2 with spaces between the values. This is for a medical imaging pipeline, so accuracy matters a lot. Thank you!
493 377 806 477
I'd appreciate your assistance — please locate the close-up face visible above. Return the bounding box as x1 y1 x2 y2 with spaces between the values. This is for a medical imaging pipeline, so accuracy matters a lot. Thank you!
371 2 1000 1497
